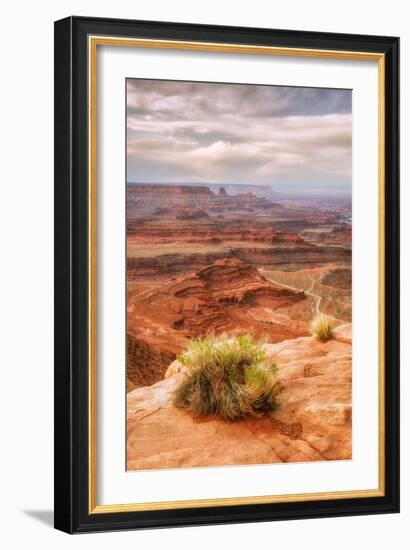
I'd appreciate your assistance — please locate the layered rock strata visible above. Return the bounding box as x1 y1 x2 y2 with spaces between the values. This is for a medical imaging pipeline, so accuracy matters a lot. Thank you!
127 258 307 387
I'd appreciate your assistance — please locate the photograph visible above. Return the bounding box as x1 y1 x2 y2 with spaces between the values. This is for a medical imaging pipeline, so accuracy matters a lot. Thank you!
126 79 353 471
53 15 399 533
0 0 405 543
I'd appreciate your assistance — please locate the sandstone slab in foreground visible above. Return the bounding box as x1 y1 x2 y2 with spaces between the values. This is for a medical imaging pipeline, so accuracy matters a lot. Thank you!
127 324 352 470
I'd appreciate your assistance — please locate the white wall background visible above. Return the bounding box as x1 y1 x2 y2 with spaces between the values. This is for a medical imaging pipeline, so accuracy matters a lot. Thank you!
0 0 407 547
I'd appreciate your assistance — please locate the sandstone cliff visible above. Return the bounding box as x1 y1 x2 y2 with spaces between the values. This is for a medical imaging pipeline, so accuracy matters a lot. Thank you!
127 324 352 470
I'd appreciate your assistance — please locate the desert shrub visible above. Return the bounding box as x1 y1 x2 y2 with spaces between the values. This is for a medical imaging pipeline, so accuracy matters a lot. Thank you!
310 314 333 342
174 335 280 421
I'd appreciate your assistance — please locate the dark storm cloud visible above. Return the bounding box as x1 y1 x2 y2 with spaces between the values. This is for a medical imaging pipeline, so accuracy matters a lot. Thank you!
126 79 352 191
127 80 351 118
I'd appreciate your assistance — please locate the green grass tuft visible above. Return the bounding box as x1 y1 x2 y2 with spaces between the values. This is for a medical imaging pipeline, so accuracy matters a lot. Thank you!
310 314 334 342
174 335 280 421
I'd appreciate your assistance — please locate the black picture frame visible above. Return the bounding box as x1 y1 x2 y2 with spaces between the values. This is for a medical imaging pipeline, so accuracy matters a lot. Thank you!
54 15 400 534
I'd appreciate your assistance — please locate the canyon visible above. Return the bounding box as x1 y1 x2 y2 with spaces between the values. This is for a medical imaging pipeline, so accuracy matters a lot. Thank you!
125 182 352 468
126 183 352 393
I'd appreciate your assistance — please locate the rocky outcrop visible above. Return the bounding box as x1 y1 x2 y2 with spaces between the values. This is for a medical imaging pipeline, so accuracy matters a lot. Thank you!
127 183 285 217
175 207 209 220
127 333 177 392
127 324 352 470
209 183 280 198
127 258 307 387
271 230 304 244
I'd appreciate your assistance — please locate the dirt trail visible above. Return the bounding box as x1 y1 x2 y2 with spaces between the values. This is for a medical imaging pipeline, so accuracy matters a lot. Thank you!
262 269 338 321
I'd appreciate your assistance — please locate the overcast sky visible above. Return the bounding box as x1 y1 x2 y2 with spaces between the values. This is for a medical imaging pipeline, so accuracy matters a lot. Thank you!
127 79 352 195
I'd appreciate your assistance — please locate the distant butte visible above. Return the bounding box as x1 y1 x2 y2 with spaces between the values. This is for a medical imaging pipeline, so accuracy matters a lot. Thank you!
126 182 284 217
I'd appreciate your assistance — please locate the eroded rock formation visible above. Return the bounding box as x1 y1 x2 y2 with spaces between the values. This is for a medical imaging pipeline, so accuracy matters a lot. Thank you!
127 258 307 387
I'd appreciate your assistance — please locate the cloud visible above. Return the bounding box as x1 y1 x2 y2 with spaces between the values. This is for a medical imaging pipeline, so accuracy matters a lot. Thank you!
126 79 352 192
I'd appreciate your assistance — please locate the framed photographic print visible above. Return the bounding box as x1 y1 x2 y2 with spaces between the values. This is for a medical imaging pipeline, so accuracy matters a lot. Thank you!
54 16 400 533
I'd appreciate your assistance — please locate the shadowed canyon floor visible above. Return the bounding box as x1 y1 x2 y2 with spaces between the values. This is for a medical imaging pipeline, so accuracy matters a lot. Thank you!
127 324 352 470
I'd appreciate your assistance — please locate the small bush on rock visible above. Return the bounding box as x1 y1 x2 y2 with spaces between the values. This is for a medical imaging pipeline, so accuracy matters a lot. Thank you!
174 335 280 421
310 314 333 342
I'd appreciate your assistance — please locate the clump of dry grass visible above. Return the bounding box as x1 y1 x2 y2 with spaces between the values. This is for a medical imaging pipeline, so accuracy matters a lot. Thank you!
310 314 333 342
174 335 280 421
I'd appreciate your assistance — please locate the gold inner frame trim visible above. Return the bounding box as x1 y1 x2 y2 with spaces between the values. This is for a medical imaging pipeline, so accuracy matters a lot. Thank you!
88 35 386 514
